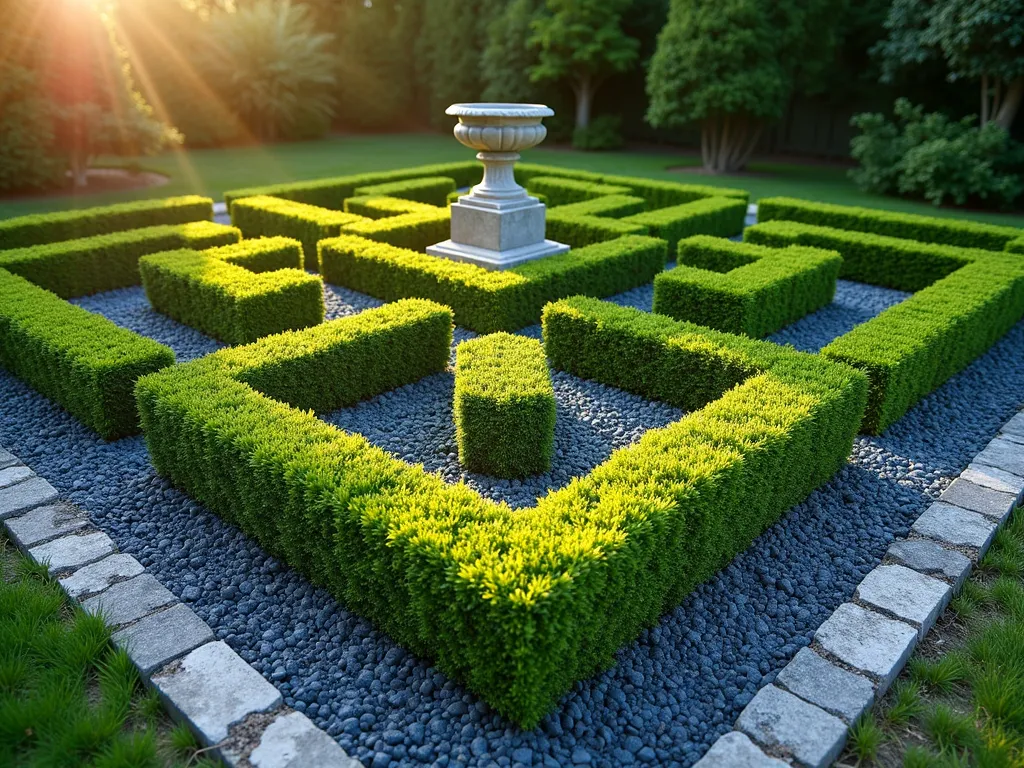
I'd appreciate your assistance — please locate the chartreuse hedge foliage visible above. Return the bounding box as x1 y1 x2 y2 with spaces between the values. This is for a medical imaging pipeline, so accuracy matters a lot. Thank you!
653 236 841 337
0 268 174 439
454 334 555 478
319 233 667 332
139 248 323 346
0 221 240 299
1007 237 1024 254
134 293 864 727
620 197 748 251
340 208 451 252
205 237 303 272
353 177 457 207
745 219 1024 433
525 177 633 206
0 196 214 250
344 196 440 220
757 197 1022 251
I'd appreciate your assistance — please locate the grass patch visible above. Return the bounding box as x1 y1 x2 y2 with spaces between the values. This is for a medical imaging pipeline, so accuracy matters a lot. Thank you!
836 506 1024 767
0 536 219 768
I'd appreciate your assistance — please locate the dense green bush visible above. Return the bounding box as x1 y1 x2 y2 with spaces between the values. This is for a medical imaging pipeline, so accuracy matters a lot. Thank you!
319 233 666 332
850 100 1024 209
341 209 451 252
0 63 63 193
140 250 323 346
571 115 625 151
454 333 555 478
0 222 240 298
544 212 647 248
756 197 1023 251
653 236 841 337
231 196 365 268
206 237 304 272
0 268 174 439
1007 237 1024 255
0 196 214 250
346 196 442 220
526 177 633 206
134 292 863 727
548 194 648 218
621 197 748 251
353 177 457 207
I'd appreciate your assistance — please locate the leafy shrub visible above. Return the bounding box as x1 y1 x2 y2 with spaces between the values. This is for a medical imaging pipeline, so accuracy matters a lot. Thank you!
621 197 748 251
526 177 633 206
0 196 214 250
0 222 240 298
548 195 648 218
0 64 63 193
1007 237 1024 254
756 196 1023 251
544 213 647 248
0 268 174 439
850 99 1024 209
353 177 457 208
571 115 625 151
319 233 667 332
653 236 841 337
346 196 441 220
205 237 304 272
341 209 451 253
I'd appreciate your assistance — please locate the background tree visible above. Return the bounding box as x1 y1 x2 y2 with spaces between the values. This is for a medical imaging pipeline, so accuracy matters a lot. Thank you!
528 0 640 131
874 0 1024 130
646 0 843 173
482 0 545 103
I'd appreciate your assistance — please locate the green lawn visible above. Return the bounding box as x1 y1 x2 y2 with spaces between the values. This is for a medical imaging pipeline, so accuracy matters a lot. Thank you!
2 134 1023 228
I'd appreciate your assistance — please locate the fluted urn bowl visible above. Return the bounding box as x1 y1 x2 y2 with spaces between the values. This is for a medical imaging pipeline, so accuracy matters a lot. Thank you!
447 103 554 154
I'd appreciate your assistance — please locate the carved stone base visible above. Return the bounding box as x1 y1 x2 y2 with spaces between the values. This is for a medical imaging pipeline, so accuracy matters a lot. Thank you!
426 238 569 270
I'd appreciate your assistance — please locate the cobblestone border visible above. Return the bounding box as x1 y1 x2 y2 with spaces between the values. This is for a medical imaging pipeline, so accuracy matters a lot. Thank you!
695 409 1024 768
0 445 363 768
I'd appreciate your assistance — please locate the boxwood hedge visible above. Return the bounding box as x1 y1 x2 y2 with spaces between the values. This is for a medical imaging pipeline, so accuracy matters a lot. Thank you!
653 236 841 337
344 196 441 220
621 197 748 252
353 177 457 207
1007 237 1024 254
135 294 864 727
454 333 555 478
525 177 633 206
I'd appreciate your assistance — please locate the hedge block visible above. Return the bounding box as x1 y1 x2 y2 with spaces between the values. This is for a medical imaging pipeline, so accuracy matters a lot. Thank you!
653 236 841 337
454 333 555 478
338 208 451 252
549 195 648 219
544 212 648 248
0 196 214 250
525 177 634 206
622 197 748 251
0 221 240 299
353 176 457 207
1006 236 1024 254
0 268 174 439
345 196 441 220
205 236 304 272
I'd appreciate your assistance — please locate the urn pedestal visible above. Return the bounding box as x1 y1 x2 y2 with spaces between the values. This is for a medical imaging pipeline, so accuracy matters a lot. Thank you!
426 103 569 270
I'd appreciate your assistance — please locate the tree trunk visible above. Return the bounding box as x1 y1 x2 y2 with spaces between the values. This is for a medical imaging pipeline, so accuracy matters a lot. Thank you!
700 114 762 173
993 77 1023 131
573 78 593 130
70 154 88 188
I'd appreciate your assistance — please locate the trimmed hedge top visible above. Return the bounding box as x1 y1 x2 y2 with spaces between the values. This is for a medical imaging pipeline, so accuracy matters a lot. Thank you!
344 196 442 220
0 196 214 250
525 177 634 207
353 177 457 208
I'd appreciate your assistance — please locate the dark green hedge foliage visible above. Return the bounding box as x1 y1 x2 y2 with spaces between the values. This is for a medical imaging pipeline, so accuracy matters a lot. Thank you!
757 196 1023 251
345 196 441 220
0 196 214 250
0 268 174 439
549 195 648 218
353 176 457 207
223 162 483 209
621 197 748 252
0 221 240 298
319 233 667 333
1007 237 1024 255
544 211 648 248
206 237 304 272
139 249 324 346
525 177 633 206
454 333 555 478
653 236 841 337
340 209 451 252
135 294 863 728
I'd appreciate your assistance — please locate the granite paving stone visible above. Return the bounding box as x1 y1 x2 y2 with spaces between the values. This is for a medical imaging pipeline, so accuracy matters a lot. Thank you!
693 732 789 768
886 539 972 590
1001 411 1024 437
0 475 58 519
814 603 917 693
4 503 87 549
59 553 146 600
912 502 999 555
152 641 283 744
774 647 875 724
974 437 1024 478
736 685 847 768
0 448 17 469
29 531 116 572
247 711 363 768
961 463 1024 499
113 602 215 675
82 573 177 627
940 478 1016 522
0 465 33 489
855 564 951 638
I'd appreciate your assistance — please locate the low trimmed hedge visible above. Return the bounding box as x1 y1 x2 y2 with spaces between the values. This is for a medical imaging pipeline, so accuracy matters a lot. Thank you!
135 293 863 727
0 222 240 299
549 195 648 219
139 250 324 345
621 197 748 252
544 212 647 248
1007 237 1024 254
757 196 1023 251
230 196 366 269
319 233 667 332
0 196 214 250
454 333 555 478
525 177 633 206
344 196 441 220
653 236 841 337
353 177 457 208
206 237 303 272
0 268 174 439
340 209 451 252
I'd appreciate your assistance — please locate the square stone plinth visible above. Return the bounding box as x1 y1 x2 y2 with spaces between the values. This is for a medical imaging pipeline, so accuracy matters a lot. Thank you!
449 197 547 252
427 238 569 270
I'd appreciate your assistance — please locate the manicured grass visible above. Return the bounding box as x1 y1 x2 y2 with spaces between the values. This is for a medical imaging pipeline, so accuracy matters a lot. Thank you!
0 536 219 768
2 134 1022 228
837 506 1024 767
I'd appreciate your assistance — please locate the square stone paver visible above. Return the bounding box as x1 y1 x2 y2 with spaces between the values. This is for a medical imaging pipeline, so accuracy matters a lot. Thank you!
247 711 362 768
1002 412 1024 439
961 463 1024 499
0 448 17 470
975 437 1024 478
59 553 145 600
693 731 789 768
29 531 116 572
113 603 214 675
0 476 58 520
814 603 917 693
855 564 951 639
0 465 34 489
775 647 875 724
82 573 177 627
736 685 847 768
940 478 1016 522
152 641 282 744
886 539 972 590
912 502 999 556
5 504 87 549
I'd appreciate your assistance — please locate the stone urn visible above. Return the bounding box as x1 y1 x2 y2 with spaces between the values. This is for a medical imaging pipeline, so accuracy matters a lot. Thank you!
426 103 569 270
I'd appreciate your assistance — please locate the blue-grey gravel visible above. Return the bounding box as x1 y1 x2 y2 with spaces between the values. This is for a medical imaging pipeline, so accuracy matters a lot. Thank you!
3 273 1022 768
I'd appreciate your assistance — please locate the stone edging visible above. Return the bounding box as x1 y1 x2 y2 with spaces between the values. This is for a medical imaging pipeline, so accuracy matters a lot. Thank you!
0 445 363 768
695 410 1024 768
